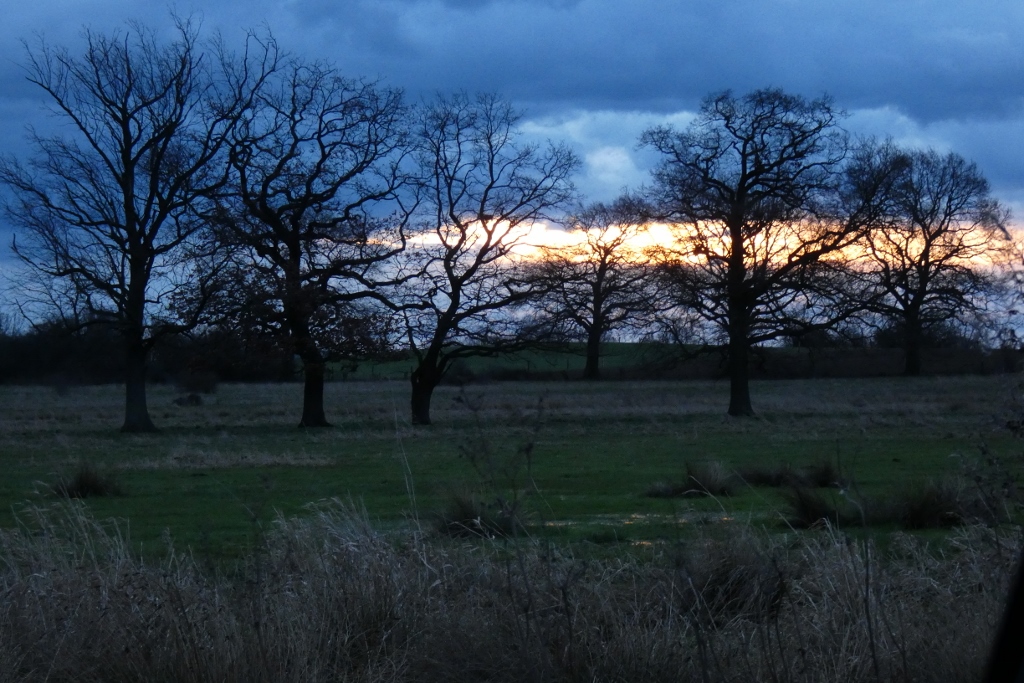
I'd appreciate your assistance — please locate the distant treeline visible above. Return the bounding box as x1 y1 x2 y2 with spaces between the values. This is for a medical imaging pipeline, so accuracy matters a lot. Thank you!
0 324 295 389
2 323 1019 388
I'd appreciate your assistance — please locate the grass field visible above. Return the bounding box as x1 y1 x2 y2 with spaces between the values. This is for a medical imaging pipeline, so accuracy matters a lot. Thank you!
1 374 1020 560
1 374 1022 681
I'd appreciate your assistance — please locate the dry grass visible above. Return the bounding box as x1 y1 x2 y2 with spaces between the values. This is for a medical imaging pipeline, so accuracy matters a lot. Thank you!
0 502 1017 683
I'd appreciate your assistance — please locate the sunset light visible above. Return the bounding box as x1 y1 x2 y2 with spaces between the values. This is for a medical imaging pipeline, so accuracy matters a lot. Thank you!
512 220 677 258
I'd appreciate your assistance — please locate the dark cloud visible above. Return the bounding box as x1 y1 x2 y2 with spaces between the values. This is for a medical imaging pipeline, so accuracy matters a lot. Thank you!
0 0 1021 222
223 0 1022 124
6 1 1021 119
6 0 1022 117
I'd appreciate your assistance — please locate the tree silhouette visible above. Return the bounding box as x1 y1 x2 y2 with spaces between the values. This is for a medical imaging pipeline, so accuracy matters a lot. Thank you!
862 146 1010 375
534 199 664 379
642 89 897 416
400 93 578 425
209 60 410 427
0 18 277 431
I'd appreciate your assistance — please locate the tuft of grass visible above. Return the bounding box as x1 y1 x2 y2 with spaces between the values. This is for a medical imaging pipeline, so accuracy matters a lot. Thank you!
801 459 843 488
686 460 737 497
889 478 965 529
50 461 122 499
737 459 843 489
866 476 1003 530
790 477 988 531
676 533 788 625
955 444 1024 525
735 462 801 488
645 480 690 498
646 460 737 499
783 486 856 528
434 493 524 538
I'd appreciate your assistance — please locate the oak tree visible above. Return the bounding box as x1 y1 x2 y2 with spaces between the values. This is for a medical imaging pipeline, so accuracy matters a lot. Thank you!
400 93 578 425
642 89 896 416
0 18 277 431
534 199 664 379
862 146 1009 374
212 60 409 427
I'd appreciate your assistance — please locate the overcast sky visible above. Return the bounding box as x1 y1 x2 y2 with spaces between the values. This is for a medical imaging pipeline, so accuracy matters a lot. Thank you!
1 0 1022 231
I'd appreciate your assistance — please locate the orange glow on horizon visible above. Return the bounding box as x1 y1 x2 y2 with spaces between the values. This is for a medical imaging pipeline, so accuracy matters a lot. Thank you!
404 218 1022 270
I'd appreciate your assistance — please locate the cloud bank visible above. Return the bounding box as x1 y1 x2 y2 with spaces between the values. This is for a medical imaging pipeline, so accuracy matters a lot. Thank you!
0 0 1020 225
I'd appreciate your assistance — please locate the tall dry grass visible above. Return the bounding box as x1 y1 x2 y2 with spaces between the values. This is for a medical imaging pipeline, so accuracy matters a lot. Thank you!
0 502 1017 682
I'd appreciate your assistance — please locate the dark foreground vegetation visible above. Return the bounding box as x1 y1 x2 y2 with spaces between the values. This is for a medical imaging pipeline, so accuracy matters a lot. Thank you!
0 503 1016 683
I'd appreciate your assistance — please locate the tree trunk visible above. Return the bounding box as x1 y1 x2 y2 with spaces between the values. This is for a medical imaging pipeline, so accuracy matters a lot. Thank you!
410 364 439 425
904 319 922 376
299 357 331 428
121 339 157 433
726 223 754 417
727 331 754 417
582 325 602 380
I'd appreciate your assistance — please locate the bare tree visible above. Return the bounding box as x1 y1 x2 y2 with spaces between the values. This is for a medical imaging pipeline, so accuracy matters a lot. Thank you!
400 93 578 425
862 146 1010 375
0 18 277 431
533 198 664 379
642 89 897 416
210 60 410 427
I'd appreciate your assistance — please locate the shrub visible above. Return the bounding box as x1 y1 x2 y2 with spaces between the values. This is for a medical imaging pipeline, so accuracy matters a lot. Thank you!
439 359 477 385
172 392 203 407
50 461 121 499
177 369 218 394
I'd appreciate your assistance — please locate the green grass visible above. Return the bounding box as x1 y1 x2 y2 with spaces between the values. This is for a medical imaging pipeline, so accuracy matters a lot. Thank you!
0 375 1020 559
